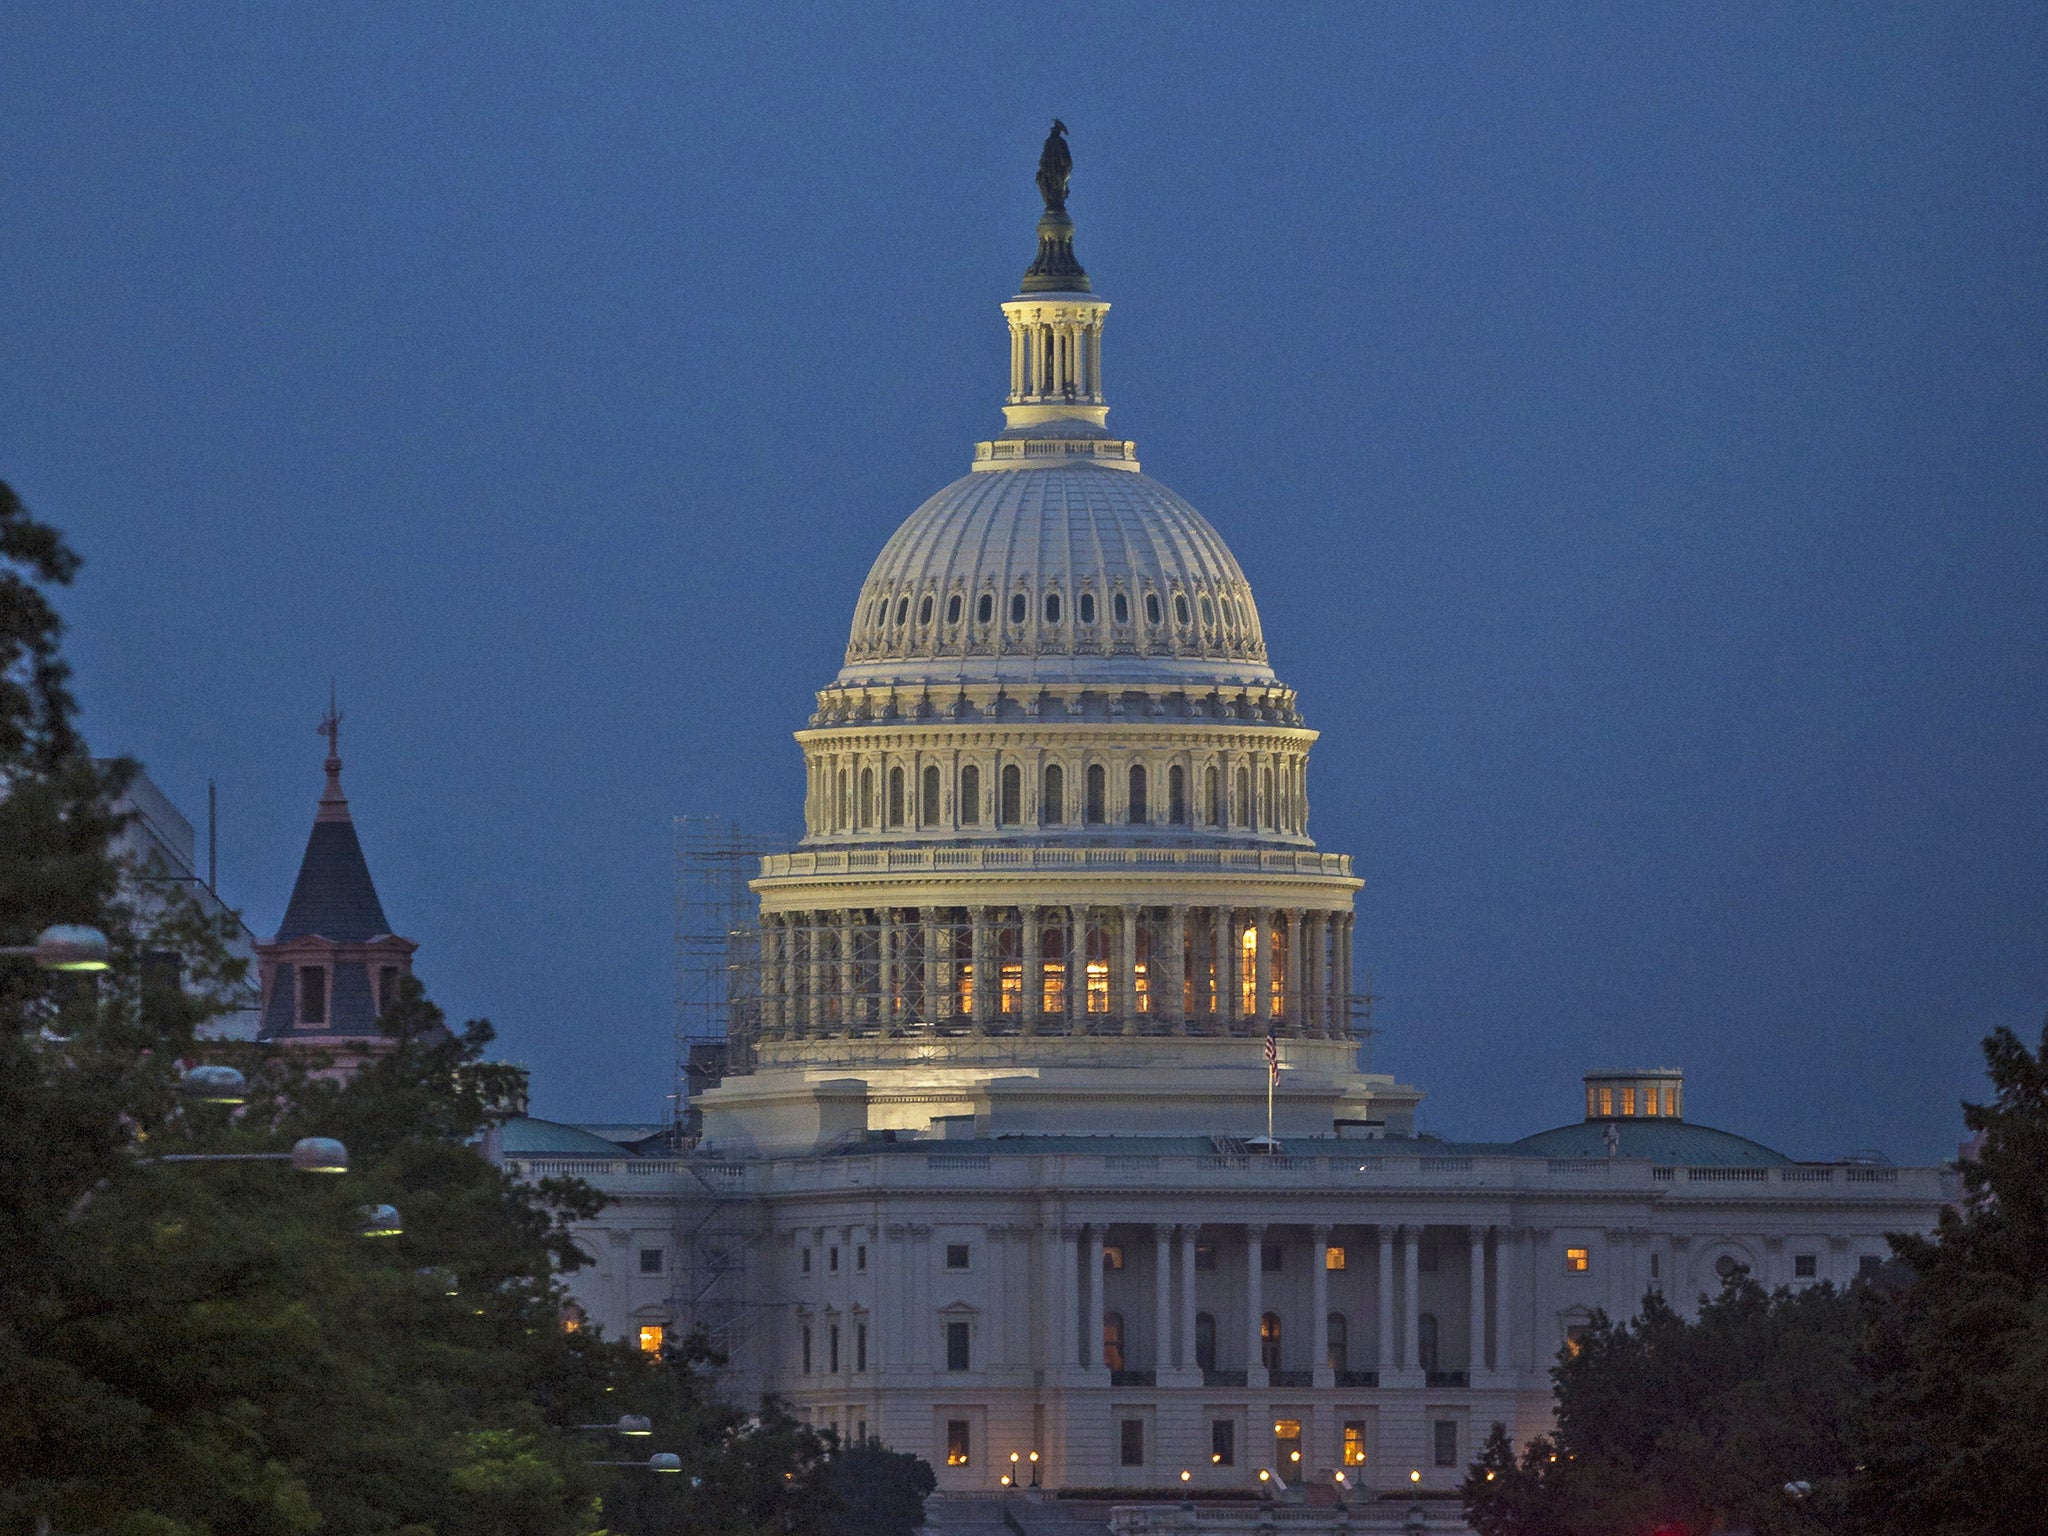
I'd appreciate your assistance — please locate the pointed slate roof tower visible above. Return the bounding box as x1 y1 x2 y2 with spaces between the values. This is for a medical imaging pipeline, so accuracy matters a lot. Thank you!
256 695 416 1048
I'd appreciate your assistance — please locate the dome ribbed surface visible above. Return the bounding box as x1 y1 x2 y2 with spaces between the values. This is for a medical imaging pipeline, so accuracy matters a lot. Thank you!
838 463 1278 691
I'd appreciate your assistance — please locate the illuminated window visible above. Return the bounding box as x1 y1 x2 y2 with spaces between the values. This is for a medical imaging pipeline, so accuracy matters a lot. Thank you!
1210 1419 1235 1467
1563 1324 1585 1358
1586 1085 1598 1118
1598 1087 1614 1116
639 1324 664 1354
1102 1245 1124 1270
1000 960 1022 1015
1260 1312 1282 1372
1042 763 1064 824
1042 951 1067 1015
1565 1247 1591 1273
946 1420 971 1466
1103 1311 1125 1371
1621 1087 1636 1116
1342 1421 1369 1467
1325 1245 1347 1270
1240 925 1259 1015
1663 1083 1677 1117
561 1303 585 1334
1644 1084 1660 1117
1086 959 1110 1014
946 1243 971 1270
1273 1418 1302 1472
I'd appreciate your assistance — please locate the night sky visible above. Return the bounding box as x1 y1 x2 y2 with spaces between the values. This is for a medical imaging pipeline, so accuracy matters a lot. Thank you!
4 6 2042 1165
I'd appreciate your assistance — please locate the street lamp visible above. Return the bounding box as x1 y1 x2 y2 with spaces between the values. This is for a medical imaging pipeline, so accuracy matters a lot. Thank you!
356 1203 404 1238
0 924 111 972
572 1414 652 1436
593 1453 682 1473
178 1064 248 1105
145 1136 350 1174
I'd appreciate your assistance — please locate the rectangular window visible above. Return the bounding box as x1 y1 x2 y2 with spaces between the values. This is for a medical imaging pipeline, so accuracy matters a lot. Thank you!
829 1246 840 1273
1261 1243 1283 1273
1622 1087 1637 1116
946 1321 970 1371
1325 1245 1347 1271
1644 1085 1661 1116
856 1244 868 1272
1195 1245 1216 1272
1342 1421 1368 1467
638 1247 664 1275
856 1322 868 1372
829 1324 840 1373
1598 1086 1614 1116
1650 1252 1661 1279
801 1326 812 1373
802 1248 812 1274
1663 1083 1677 1117
1563 1324 1586 1358
946 1420 971 1467
1795 1254 1818 1279
1565 1247 1591 1273
1120 1419 1145 1468
1433 1420 1458 1468
1209 1420 1236 1467
856 1418 868 1445
1103 1245 1124 1270
638 1324 663 1354
299 965 327 1025
945 1243 971 1270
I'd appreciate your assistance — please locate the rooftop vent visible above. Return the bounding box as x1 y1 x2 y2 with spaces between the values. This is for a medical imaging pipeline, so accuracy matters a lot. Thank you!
1584 1068 1684 1122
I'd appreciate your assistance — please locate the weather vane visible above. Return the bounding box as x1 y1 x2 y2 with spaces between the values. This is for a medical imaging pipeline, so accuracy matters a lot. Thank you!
319 683 342 762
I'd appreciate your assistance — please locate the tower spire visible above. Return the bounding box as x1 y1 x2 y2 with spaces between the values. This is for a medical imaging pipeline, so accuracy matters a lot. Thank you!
316 684 349 823
1021 118 1090 294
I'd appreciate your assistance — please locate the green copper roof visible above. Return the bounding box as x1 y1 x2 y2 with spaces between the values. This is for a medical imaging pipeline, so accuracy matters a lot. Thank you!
498 1117 633 1157
1511 1120 1793 1166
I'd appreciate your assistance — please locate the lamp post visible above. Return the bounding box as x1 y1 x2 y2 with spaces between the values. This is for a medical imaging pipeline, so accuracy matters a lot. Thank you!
593 1453 682 1473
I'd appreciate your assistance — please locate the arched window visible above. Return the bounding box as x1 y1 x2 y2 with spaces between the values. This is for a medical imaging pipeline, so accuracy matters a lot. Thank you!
859 767 874 828
1235 766 1250 826
959 765 980 826
1000 763 1021 825
1418 1313 1440 1374
1113 591 1130 625
1079 591 1097 625
888 767 905 827
921 764 941 827
1194 1311 1217 1372
1204 765 1220 827
1260 765 1274 828
1127 764 1148 824
1086 764 1107 824
1144 592 1162 626
1043 764 1064 825
838 769 850 830
1103 1310 1125 1373
1010 591 1028 625
1045 591 1062 624
1168 765 1187 824
1260 1312 1282 1373
1200 593 1216 628
895 596 910 626
946 593 962 624
1327 1312 1348 1372
1174 592 1192 627
918 594 933 625
977 592 994 625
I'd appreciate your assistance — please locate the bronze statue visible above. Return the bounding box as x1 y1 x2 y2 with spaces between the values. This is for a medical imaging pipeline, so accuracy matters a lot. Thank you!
1036 118 1072 212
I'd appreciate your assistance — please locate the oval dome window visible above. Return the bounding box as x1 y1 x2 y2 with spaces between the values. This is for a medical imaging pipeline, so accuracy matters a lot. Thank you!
1145 592 1163 626
1045 592 1062 624
895 596 910 626
1010 591 1028 624
977 592 994 625
947 593 962 624
1200 594 1216 627
1078 591 1096 625
1113 591 1130 625
918 595 933 625
1174 593 1192 627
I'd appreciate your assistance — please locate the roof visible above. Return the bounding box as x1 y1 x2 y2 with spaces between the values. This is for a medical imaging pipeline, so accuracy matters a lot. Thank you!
1511 1120 1792 1167
497 1117 634 1157
275 817 392 943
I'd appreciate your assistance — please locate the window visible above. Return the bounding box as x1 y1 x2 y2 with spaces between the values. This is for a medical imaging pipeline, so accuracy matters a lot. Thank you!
1168 765 1186 824
856 1418 867 1444
1144 592 1163 626
1795 1254 1817 1279
1274 1418 1302 1475
1103 1311 1125 1372
802 1326 813 1373
300 965 327 1025
1622 1087 1636 1116
888 767 905 827
1102 1244 1124 1270
977 592 994 625
377 965 398 1016
801 1247 812 1274
1262 1243 1283 1273
856 1244 867 1271
1010 591 1028 624
1086 764 1107 823
918 594 933 625
829 1323 840 1373
947 593 962 624
1326 1245 1347 1270
945 1243 971 1270
1113 591 1129 624
1563 1324 1586 1358
960 765 980 825
1599 1087 1615 1116
1194 1311 1217 1371
1201 593 1217 627
858 768 874 828
838 768 851 829
1195 1245 1216 1271
1260 765 1274 826
895 596 909 625
1204 765 1220 826
1565 1247 1591 1274
1045 591 1062 623
1000 763 1021 825
1174 592 1191 626
639 1247 664 1275
946 1420 971 1467
1127 764 1148 823
1042 764 1064 824
1120 1419 1145 1467
921 764 941 826
1259 1312 1282 1372
828 1246 840 1273
1715 1254 1744 1280
856 1321 868 1371
1210 1419 1236 1467
1433 1420 1459 1468
1342 1420 1368 1467
1663 1083 1677 1116
1234 766 1250 826
945 1321 970 1371
1644 1084 1661 1117
1079 590 1096 624
638 1324 663 1354
1649 1252 1660 1280
1327 1311 1348 1372
1418 1313 1439 1373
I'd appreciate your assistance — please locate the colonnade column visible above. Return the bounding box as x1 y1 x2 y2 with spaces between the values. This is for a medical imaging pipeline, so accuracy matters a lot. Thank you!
1213 908 1234 1033
837 910 857 1036
1245 1224 1268 1388
1338 915 1355 1031
1403 1224 1422 1381
1022 905 1042 1034
1255 908 1276 1028
1469 1226 1488 1379
1311 1223 1333 1388
1285 910 1305 1034
1492 1228 1515 1379
1376 1225 1395 1380
1085 1225 1106 1372
1165 906 1188 1034
876 908 896 1032
1058 1224 1079 1371
1306 912 1327 1037
970 906 991 1033
1067 906 1086 1032
1153 1225 1173 1374
806 914 825 1036
758 916 780 1037
920 907 941 1024
1179 1225 1198 1377
1118 905 1140 1035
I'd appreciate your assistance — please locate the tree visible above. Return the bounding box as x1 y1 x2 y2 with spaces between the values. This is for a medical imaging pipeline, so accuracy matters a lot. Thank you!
1851 1019 2048 1536
824 1438 937 1536
1462 1275 1867 1536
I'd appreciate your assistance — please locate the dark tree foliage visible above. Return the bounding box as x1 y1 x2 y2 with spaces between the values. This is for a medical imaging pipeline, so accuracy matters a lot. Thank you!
824 1437 938 1536
1851 1019 2048 1536
1461 1275 1866 1536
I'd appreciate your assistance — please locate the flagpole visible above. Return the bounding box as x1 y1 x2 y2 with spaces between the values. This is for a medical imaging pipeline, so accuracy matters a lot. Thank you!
1266 1065 1274 1144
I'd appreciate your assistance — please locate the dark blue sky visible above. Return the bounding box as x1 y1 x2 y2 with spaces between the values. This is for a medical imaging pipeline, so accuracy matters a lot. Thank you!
4 5 2042 1164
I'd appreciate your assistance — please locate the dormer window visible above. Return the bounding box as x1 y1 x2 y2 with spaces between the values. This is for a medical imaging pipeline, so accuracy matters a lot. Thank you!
1078 591 1097 624
1113 591 1130 624
299 965 327 1026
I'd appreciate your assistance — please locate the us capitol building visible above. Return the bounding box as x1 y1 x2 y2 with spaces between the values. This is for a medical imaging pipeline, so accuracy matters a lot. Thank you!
499 129 1949 1518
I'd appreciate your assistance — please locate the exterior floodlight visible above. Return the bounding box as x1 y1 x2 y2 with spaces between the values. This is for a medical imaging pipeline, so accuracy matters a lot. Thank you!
1000 1474 1012 1487
1257 1469 1271 1483
648 1454 681 1473
1 924 112 972
617 1415 653 1437
357 1203 404 1238
291 1136 349 1173
1409 1468 1422 1484
179 1064 249 1105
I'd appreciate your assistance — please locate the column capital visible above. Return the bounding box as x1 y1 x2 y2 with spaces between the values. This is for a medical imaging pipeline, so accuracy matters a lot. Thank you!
1245 1223 1268 1241
1153 1223 1177 1241
1311 1222 1331 1240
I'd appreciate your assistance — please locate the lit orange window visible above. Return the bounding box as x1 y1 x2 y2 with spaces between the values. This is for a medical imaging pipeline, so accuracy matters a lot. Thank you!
1043 960 1066 1015
1621 1088 1636 1116
1134 959 1150 1013
1103 1245 1124 1270
1644 1086 1660 1117
1086 959 1110 1013
1325 1246 1347 1271
999 961 1022 1015
1663 1084 1677 1117
957 962 975 1015
1598 1087 1614 1116
638 1325 665 1354
1240 926 1259 1015
1563 1325 1586 1358
1565 1248 1590 1274
1342 1422 1368 1466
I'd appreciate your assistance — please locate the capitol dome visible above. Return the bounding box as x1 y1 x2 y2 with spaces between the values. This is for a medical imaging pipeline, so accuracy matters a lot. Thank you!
838 462 1276 691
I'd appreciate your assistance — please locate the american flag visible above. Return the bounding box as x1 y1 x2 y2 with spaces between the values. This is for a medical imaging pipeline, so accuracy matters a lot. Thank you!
1264 1032 1279 1086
